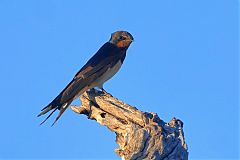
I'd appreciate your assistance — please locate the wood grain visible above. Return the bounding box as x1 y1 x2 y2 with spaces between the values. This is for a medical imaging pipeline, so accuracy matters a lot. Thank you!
71 89 188 160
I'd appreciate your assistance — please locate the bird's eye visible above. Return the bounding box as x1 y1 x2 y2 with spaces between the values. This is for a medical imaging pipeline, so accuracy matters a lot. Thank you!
118 35 126 41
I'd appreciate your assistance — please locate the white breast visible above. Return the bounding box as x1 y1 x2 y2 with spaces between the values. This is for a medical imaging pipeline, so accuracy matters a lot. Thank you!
94 60 122 88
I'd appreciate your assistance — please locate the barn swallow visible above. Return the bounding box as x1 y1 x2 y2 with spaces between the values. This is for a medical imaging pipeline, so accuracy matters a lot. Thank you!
38 31 134 126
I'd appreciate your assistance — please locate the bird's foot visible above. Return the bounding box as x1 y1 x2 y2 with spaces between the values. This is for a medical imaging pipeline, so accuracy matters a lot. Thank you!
101 88 108 94
89 88 96 93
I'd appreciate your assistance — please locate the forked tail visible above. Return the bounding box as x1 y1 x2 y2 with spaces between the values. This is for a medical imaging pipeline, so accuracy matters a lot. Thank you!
38 95 73 126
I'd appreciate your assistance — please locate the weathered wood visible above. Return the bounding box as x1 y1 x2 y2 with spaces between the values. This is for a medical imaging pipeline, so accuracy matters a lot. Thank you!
71 89 188 160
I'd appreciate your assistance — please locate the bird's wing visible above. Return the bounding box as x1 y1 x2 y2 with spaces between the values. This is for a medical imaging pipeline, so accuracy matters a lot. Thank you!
59 50 125 104
38 42 127 125
39 53 123 125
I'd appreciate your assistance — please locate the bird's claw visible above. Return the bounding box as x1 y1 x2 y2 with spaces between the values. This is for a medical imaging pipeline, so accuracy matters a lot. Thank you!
101 88 108 94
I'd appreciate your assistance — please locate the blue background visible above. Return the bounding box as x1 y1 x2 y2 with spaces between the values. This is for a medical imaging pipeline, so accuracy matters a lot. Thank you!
0 0 238 159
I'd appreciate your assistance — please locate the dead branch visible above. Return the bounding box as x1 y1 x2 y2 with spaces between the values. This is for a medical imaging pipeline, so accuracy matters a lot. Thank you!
71 89 188 160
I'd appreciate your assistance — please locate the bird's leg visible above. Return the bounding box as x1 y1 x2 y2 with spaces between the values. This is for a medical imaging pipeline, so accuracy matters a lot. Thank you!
89 88 96 93
101 87 108 94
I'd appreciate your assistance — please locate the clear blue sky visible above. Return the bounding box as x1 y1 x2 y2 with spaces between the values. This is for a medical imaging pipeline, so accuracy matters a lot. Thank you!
0 0 238 159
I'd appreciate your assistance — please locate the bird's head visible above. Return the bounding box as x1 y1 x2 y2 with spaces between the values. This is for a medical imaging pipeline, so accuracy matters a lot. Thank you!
109 31 134 49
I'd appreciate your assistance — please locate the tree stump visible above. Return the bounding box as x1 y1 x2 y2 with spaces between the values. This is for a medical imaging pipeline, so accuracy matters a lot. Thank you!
71 89 188 160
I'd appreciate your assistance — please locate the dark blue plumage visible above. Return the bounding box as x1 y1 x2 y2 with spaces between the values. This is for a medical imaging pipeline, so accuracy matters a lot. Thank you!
38 31 133 126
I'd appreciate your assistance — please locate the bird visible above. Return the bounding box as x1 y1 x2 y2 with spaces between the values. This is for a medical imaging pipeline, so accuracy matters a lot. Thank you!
38 31 134 126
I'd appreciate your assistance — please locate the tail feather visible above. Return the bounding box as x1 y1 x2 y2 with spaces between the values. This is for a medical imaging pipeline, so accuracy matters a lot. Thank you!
38 95 61 117
38 94 73 125
51 102 71 126
37 104 54 117
40 107 58 125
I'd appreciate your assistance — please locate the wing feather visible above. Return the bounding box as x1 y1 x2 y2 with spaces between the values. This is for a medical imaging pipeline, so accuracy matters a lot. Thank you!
59 43 126 103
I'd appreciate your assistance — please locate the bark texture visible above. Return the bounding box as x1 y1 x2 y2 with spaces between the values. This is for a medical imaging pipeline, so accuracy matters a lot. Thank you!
71 89 188 160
